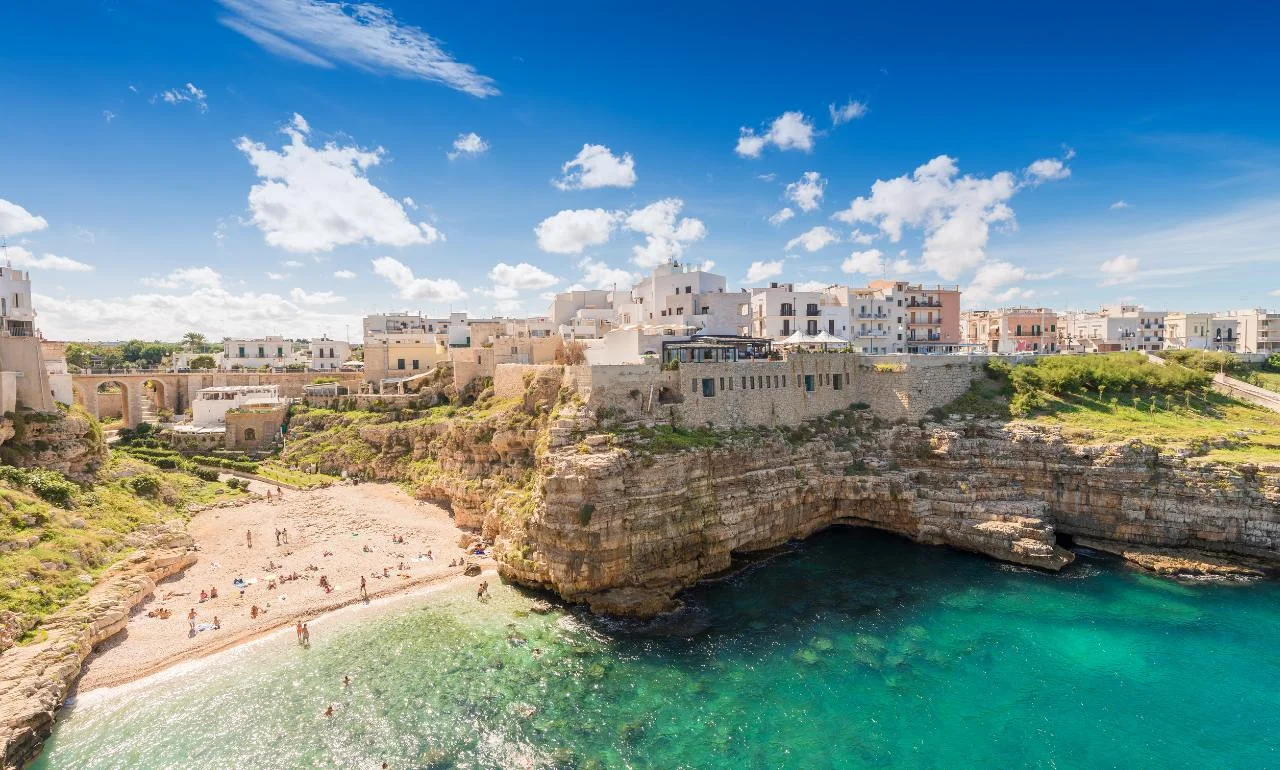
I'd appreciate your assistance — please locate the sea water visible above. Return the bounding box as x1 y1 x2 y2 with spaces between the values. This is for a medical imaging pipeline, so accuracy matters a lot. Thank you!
32 529 1280 769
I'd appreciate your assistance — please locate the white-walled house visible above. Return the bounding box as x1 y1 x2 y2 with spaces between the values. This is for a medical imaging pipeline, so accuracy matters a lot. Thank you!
221 336 297 370
190 385 284 427
308 338 351 371
0 267 36 338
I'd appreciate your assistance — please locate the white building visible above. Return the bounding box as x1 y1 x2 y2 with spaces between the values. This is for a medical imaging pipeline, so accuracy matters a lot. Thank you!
41 341 72 405
0 267 35 338
308 338 351 371
1165 312 1213 350
190 385 284 427
1209 315 1239 352
221 336 298 370
1223 309 1280 354
614 261 746 336
825 285 900 354
1063 305 1165 352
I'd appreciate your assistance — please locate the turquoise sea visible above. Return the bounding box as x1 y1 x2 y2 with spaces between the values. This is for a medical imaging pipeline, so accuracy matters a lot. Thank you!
33 529 1280 769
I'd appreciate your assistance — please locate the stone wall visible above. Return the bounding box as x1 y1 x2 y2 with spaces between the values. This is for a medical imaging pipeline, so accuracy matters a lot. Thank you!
564 353 980 427
0 337 54 413
225 406 286 451
180 371 364 409
494 364 563 401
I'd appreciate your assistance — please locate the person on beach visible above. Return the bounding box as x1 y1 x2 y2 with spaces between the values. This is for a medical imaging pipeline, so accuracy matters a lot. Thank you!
342 675 350 688
323 705 333 718
276 486 284 500
302 623 310 645
245 530 252 549
360 575 368 600
476 581 489 600
251 605 260 619
209 586 218 599
188 608 197 633
282 528 289 544
295 621 303 644
213 616 220 629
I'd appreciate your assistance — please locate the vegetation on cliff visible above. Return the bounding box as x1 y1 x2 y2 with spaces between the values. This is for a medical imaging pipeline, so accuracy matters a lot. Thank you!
0 453 240 650
936 354 1280 462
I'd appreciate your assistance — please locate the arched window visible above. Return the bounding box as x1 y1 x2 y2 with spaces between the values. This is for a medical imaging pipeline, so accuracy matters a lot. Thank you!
243 428 257 441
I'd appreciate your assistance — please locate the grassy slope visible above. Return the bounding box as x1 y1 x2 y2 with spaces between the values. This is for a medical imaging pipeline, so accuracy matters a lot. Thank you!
941 357 1280 464
0 454 242 641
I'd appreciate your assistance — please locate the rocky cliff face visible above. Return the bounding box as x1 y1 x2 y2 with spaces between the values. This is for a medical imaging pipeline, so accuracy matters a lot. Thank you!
0 524 193 769
0 411 106 483
494 412 1279 616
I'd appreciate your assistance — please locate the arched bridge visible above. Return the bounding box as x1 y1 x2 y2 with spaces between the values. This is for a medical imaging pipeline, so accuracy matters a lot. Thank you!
70 373 181 430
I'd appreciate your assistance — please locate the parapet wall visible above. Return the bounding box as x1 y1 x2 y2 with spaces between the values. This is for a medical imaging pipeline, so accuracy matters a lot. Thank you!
563 353 981 427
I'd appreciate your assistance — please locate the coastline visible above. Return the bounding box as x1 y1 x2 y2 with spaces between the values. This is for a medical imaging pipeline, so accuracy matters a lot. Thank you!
73 565 495 695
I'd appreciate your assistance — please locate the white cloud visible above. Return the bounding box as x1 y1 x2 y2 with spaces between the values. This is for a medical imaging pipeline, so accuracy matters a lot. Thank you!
534 208 621 254
833 154 1026 280
489 262 558 291
1025 157 1071 184
1269 289 1280 297
402 196 417 209
785 171 826 212
3 246 93 273
1098 254 1140 286
553 144 637 190
744 260 784 284
156 82 208 112
282 259 304 267
1110 200 1131 210
577 257 636 290
624 198 707 267
829 99 868 125
794 280 830 292
735 111 815 158
371 256 465 300
217 0 498 97
0 199 49 235
448 132 489 160
140 266 222 289
290 287 345 305
841 249 884 275
265 271 288 280
849 229 874 245
768 208 795 226
786 226 841 253
103 110 116 124
963 261 1035 305
237 113 443 253
333 269 357 279
35 285 360 341
756 173 776 182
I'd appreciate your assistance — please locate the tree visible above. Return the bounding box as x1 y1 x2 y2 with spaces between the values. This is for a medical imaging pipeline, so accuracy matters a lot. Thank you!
182 332 207 351
65 343 91 369
189 355 217 370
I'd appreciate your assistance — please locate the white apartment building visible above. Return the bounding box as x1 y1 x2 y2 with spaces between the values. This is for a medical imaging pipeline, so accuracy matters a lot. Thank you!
0 267 35 338
614 261 746 336
1224 309 1280 354
826 285 901 354
749 283 825 339
308 338 351 371
1165 312 1213 350
1063 305 1165 352
221 336 298 370
1209 315 1239 352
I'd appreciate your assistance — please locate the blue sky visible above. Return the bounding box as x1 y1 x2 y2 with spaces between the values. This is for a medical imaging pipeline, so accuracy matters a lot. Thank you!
2 0 1279 340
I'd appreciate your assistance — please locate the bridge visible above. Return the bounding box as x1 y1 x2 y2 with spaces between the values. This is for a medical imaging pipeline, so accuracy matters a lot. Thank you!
70 370 364 429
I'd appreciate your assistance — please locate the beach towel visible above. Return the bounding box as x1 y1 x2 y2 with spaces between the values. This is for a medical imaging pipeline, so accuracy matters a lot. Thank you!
195 623 215 632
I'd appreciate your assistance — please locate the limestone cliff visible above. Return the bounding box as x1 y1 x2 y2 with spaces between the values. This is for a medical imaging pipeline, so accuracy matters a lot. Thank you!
0 409 106 483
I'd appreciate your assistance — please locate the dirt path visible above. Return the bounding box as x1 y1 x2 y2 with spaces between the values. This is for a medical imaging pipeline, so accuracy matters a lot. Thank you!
77 483 491 691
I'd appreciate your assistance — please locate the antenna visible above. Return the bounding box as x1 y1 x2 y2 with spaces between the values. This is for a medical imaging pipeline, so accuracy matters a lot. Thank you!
1 235 9 268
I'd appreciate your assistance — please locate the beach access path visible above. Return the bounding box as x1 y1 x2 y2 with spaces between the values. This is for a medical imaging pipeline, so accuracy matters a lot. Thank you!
76 483 489 691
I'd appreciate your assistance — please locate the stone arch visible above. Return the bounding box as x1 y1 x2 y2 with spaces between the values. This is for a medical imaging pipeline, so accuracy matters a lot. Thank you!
142 378 171 419
243 427 257 442
94 380 133 428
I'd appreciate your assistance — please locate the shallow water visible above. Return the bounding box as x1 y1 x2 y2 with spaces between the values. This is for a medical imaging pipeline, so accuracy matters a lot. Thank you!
33 529 1280 769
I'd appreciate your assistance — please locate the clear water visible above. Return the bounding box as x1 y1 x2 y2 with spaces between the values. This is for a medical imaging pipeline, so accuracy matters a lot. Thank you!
33 529 1280 769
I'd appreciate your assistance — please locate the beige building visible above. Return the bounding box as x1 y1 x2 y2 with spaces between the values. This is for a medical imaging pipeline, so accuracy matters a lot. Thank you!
962 308 1059 354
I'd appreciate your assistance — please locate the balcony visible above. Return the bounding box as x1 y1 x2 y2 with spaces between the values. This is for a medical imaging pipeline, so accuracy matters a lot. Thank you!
906 299 940 308
909 319 943 326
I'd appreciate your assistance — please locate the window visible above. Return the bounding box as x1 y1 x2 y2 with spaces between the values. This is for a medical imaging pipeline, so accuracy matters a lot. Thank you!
719 377 725 391
397 358 406 370
1015 324 1023 335
741 376 747 389
238 346 246 357
702 378 715 397
804 374 815 392
782 321 791 336
833 374 842 390
828 320 835 334
258 346 266 358
412 359 419 369
781 302 794 317
243 428 256 442
806 320 818 335
782 375 787 387
685 285 692 294
807 303 819 316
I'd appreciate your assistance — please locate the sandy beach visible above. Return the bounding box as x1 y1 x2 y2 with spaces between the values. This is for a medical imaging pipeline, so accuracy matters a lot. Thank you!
76 482 493 691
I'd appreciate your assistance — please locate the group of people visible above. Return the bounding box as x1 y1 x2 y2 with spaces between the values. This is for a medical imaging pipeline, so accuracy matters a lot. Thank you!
186 607 220 634
264 486 285 503
273 527 290 546
198 586 219 602
295 621 311 646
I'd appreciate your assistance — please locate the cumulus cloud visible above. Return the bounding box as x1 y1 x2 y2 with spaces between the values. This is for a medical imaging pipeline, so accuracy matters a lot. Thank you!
735 111 815 158
155 82 208 112
1110 200 1131 210
265 271 288 280
3 246 94 273
553 144 637 190
333 269 357 279
141 266 222 289
237 113 443 253
371 256 465 300
282 259 304 267
577 257 636 290
848 229 874 245
1098 254 1140 286
829 99 868 125
489 262 558 291
786 226 841 253
768 208 795 226
1025 157 1071 185
534 208 621 254
290 287 344 304
744 260 784 284
534 199 706 266
833 155 1026 280
217 0 498 97
785 171 826 212
963 261 1035 305
0 199 49 236
841 249 884 275
448 132 489 160
624 198 706 267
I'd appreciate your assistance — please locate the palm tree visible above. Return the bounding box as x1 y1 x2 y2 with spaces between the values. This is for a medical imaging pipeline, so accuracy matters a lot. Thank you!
182 331 206 351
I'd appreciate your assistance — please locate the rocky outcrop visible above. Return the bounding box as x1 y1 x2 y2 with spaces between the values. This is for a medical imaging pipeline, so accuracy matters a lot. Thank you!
1 411 106 482
0 523 193 770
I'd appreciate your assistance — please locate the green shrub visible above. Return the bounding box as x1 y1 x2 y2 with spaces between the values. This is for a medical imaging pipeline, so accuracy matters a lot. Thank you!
193 467 221 482
128 474 162 497
0 466 80 506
